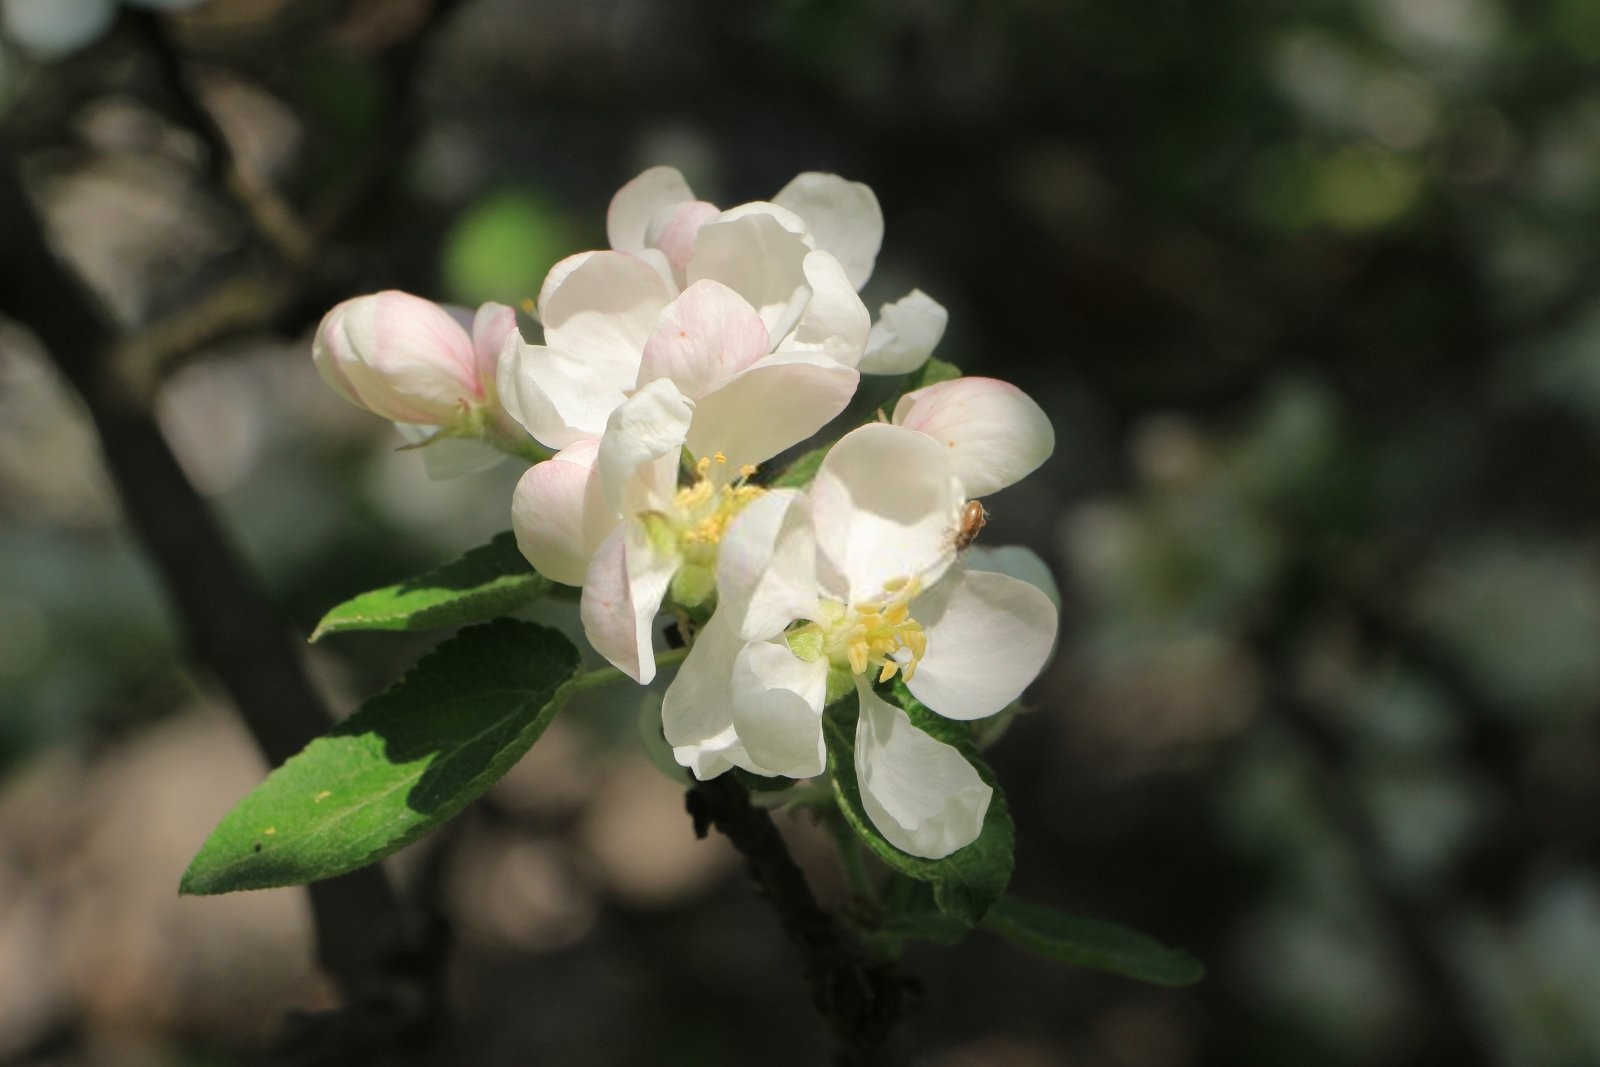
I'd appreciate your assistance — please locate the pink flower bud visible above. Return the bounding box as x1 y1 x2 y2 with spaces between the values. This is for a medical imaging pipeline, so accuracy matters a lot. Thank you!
312 290 504 427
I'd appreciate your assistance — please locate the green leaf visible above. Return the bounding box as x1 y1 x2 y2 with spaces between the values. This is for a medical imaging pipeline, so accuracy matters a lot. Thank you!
181 620 580 894
310 532 552 640
822 695 1013 926
907 356 962 391
980 895 1206 987
769 443 830 489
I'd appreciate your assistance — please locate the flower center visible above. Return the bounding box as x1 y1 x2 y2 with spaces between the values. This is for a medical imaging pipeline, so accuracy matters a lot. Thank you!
788 577 928 685
644 453 764 608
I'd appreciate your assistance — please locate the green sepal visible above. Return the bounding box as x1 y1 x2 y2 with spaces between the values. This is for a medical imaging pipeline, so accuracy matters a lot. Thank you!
821 689 1013 927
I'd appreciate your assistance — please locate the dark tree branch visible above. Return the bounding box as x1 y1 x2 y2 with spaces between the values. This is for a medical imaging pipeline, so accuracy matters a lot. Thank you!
686 774 908 1067
0 152 441 1048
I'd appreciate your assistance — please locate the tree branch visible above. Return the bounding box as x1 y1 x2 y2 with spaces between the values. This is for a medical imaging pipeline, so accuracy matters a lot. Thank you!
686 773 907 1067
0 152 433 1032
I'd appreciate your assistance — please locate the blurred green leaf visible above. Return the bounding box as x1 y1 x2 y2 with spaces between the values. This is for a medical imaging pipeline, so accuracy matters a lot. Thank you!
823 691 1012 926
442 189 577 307
310 532 550 641
181 620 579 894
980 895 1206 987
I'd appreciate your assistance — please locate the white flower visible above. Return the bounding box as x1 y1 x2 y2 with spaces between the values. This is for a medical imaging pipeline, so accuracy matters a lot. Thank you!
662 418 1058 859
606 165 949 373
509 278 862 683
312 290 526 478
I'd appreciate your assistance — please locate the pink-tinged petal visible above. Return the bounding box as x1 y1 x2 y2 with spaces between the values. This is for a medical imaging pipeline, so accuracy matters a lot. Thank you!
661 609 749 780
311 302 362 408
607 165 695 252
854 681 991 859
686 351 858 473
637 280 771 399
731 642 828 778
778 251 871 368
772 172 883 290
810 423 963 602
510 439 615 586
596 378 693 516
580 521 677 684
539 250 673 381
717 490 820 641
470 301 519 401
312 291 478 425
496 337 630 449
906 568 1058 720
860 289 948 375
892 376 1054 498
647 200 720 282
687 203 814 341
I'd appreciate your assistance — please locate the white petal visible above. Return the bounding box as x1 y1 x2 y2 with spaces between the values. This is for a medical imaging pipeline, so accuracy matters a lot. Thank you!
906 568 1058 720
730 641 828 778
580 521 677 684
637 280 771 399
596 378 692 515
778 251 871 368
854 682 991 859
607 166 695 252
471 301 519 402
510 438 615 585
686 203 814 341
414 435 505 480
662 608 748 778
313 291 479 425
538 250 673 379
810 423 962 601
772 172 884 291
892 377 1054 498
2 0 114 58
717 490 820 641
647 199 720 281
685 350 858 473
962 544 1062 610
395 420 501 479
496 339 630 449
860 289 949 374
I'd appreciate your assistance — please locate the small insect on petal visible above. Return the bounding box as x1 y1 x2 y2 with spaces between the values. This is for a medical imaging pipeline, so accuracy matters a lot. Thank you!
953 500 988 551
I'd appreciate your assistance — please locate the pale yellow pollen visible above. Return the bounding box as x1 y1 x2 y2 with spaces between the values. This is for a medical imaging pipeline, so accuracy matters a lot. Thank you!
648 453 768 562
519 297 537 315
792 576 927 683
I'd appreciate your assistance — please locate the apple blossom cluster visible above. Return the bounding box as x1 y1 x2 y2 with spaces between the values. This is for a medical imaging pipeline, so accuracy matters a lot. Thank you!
311 167 1057 858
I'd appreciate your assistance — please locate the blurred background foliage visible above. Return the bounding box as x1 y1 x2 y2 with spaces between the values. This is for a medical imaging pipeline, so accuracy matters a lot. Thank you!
1 0 1599 1064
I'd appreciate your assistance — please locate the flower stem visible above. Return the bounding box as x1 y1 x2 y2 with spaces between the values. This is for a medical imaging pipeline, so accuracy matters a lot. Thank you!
686 773 907 1065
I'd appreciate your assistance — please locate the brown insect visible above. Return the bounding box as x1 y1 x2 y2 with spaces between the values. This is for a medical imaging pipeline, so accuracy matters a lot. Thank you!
953 500 988 551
